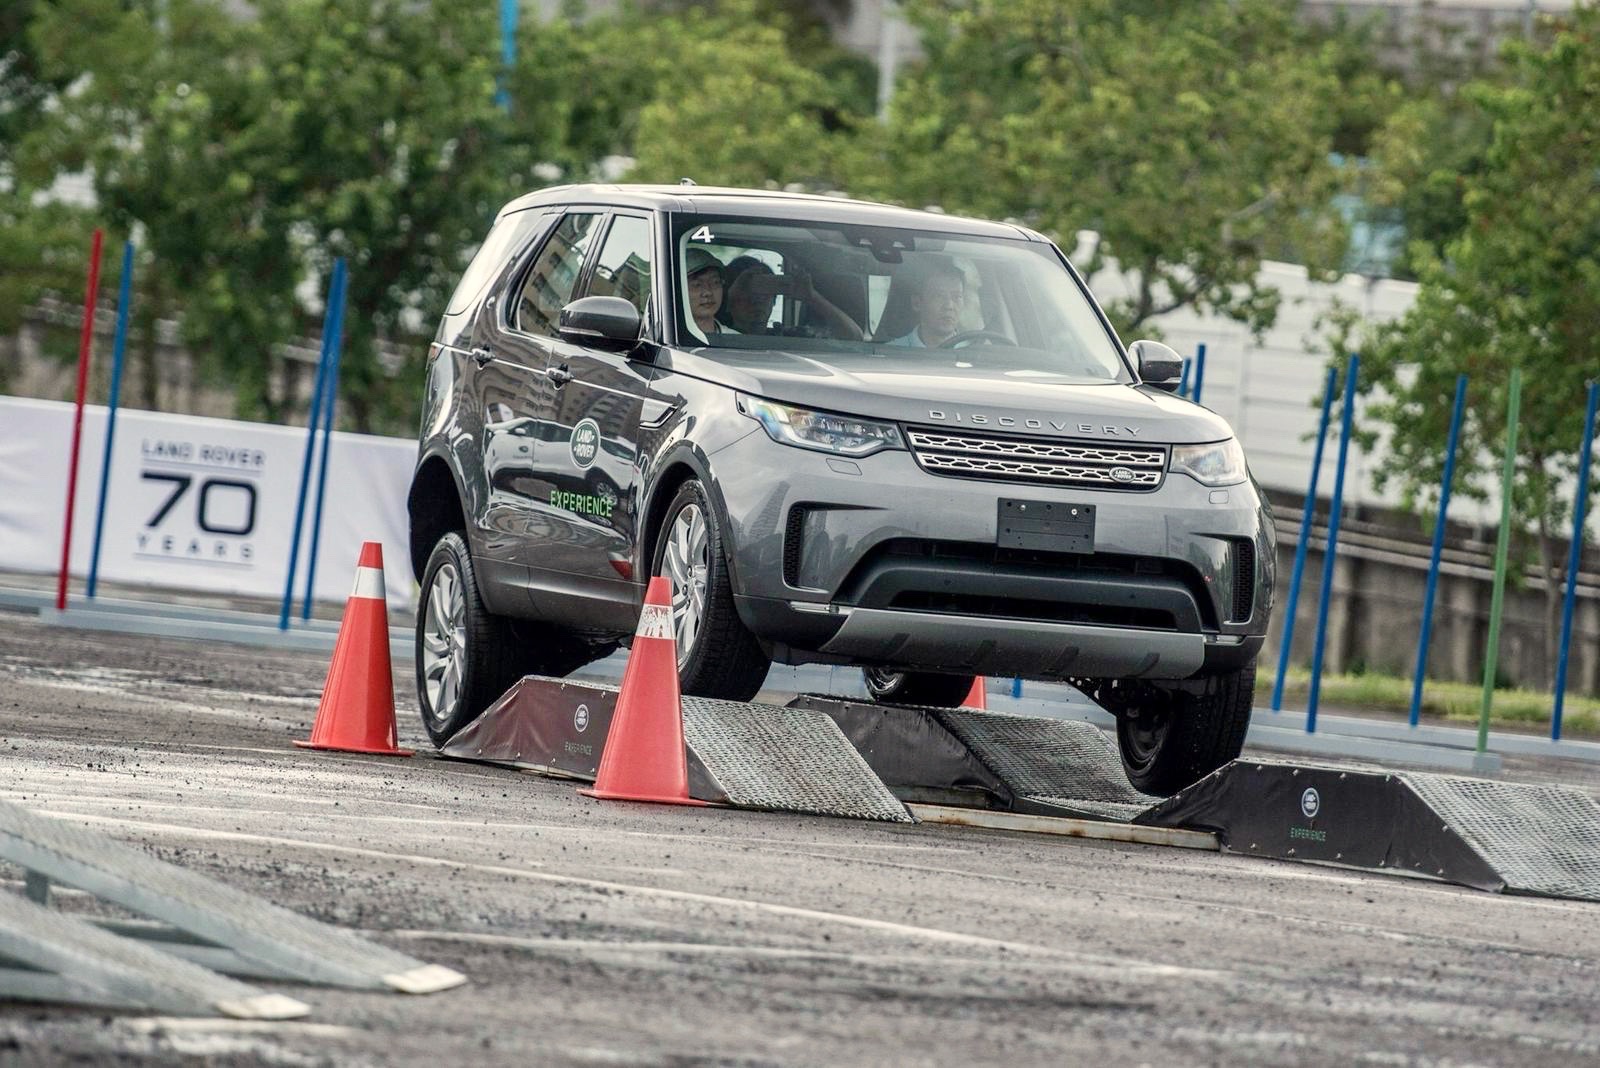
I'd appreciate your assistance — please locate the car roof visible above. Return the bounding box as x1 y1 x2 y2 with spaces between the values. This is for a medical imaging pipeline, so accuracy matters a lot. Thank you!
496 184 1042 242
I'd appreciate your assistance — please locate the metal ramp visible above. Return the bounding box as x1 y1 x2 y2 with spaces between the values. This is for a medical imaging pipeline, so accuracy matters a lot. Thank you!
0 798 467 995
440 677 911 822
788 696 1157 820
0 888 308 1018
1138 759 1600 902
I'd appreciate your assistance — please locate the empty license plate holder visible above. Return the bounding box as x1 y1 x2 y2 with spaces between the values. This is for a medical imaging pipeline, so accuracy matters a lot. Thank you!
997 499 1095 553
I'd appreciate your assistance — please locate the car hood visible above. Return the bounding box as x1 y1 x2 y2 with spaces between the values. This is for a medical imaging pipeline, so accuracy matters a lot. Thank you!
660 347 1235 445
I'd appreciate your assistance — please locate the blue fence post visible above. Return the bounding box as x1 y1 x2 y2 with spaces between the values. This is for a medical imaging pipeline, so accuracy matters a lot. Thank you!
496 0 517 110
1177 358 1192 398
1192 343 1207 405
87 240 135 599
1306 354 1360 734
1011 677 1022 699
1553 380 1599 741
1271 365 1339 712
301 262 349 620
1409 373 1468 728
279 258 343 630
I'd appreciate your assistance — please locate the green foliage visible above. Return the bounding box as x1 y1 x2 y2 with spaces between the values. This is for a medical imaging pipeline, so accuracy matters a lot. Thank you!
1344 9 1600 680
860 0 1349 337
25 0 510 430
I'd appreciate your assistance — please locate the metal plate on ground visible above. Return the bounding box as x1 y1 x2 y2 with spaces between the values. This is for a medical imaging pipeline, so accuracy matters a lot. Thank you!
0 798 466 992
0 888 309 1018
929 708 1155 819
683 697 911 822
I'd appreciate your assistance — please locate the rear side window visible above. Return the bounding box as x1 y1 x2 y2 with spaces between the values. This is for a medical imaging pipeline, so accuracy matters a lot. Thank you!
587 215 653 317
444 210 542 316
516 212 603 337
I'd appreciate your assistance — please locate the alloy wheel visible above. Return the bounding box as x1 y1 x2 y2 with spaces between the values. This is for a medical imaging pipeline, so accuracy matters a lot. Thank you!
421 561 467 729
661 503 709 666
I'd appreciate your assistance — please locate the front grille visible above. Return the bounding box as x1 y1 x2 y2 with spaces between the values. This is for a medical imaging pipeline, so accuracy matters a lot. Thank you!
1231 538 1255 623
906 427 1167 490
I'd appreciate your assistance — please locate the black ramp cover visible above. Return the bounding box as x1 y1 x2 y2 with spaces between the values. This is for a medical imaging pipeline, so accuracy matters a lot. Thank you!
1139 759 1600 901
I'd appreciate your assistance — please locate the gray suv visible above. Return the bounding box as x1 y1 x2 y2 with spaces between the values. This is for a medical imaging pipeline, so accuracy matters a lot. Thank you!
408 185 1274 793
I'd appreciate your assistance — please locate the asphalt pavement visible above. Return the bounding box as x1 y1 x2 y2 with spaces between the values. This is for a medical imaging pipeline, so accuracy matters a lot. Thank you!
1 613 1597 1067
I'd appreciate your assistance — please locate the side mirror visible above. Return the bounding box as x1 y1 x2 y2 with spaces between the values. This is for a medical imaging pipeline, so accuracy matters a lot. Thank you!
1131 339 1183 392
558 296 641 351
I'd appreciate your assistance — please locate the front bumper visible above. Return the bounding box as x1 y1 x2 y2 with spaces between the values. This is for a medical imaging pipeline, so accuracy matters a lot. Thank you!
713 430 1274 681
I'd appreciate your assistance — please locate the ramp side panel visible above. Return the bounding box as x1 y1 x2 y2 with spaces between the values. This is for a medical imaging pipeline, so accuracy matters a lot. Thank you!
0 799 441 990
789 695 1013 806
1138 761 1502 891
440 677 618 780
1399 775 1600 902
683 698 913 823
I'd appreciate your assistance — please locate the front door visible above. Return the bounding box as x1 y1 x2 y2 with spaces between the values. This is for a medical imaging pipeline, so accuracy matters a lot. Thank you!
534 212 657 626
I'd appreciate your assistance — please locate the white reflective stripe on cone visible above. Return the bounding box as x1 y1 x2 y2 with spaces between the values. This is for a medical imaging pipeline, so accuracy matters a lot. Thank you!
350 566 386 600
636 603 673 639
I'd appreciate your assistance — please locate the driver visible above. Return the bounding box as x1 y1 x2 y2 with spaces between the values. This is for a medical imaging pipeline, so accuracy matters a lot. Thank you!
888 262 967 348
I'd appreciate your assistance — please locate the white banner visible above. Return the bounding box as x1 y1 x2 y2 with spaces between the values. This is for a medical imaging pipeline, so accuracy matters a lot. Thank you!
0 397 418 606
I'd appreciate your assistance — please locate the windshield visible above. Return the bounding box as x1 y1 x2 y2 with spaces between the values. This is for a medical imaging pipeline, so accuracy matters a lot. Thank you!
669 214 1129 383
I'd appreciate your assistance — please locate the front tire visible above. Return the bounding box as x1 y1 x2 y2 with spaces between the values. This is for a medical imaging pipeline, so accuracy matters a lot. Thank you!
862 669 978 708
650 480 770 701
1091 661 1256 796
415 531 592 746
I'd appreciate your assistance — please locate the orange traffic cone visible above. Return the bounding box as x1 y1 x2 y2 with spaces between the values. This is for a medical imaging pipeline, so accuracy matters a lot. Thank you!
295 542 412 757
963 676 988 709
581 575 704 806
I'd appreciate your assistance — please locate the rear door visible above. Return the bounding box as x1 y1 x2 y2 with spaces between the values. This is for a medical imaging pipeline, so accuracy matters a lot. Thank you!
473 211 604 565
532 211 658 625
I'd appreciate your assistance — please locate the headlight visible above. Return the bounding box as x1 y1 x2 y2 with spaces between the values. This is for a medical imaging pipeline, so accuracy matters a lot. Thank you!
1170 438 1247 486
737 394 904 457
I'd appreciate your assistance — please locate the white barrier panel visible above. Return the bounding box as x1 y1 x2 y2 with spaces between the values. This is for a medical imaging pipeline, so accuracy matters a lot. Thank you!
0 397 416 607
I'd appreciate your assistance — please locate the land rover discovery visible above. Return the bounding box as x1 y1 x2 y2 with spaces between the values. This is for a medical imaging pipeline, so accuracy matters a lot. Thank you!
408 185 1274 793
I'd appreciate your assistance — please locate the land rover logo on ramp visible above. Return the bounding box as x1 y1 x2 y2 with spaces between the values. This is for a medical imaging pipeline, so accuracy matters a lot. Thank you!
574 703 590 732
1301 787 1321 819
571 419 601 469
1110 466 1135 482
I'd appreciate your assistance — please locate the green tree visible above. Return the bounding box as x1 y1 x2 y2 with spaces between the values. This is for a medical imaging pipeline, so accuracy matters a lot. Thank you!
858 0 1349 338
26 0 512 432
1349 9 1600 682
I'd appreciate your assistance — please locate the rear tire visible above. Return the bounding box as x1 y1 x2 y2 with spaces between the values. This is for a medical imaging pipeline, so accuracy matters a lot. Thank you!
1084 661 1256 796
650 480 770 701
862 669 978 708
415 532 591 747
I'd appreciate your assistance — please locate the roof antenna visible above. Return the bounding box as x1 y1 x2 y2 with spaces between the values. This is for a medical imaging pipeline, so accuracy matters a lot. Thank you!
679 177 697 187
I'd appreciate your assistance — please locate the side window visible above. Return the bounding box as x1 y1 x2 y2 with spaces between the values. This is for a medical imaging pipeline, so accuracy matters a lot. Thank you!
445 210 543 316
516 212 602 337
587 215 653 318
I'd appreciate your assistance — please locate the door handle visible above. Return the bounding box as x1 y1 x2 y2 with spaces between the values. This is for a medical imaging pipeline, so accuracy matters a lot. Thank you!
547 364 573 387
470 347 492 367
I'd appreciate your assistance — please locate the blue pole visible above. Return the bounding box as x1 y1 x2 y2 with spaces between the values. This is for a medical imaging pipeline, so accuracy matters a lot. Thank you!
496 0 517 110
1553 380 1599 741
1192 342 1208 405
279 259 342 630
1271 365 1339 711
1306 354 1360 734
87 240 135 600
301 261 348 619
1409 374 1468 728
1178 358 1191 399
1011 677 1022 699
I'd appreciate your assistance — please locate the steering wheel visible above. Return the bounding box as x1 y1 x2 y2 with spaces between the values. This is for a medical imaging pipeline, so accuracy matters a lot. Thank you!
943 329 1017 349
